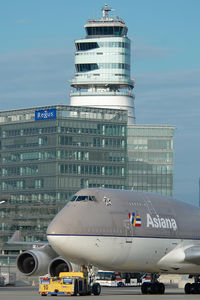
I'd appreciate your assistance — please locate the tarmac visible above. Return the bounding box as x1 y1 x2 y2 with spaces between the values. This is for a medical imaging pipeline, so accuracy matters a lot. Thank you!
0 285 198 300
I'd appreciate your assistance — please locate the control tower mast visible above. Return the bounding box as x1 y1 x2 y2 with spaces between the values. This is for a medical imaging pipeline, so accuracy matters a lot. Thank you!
70 4 135 124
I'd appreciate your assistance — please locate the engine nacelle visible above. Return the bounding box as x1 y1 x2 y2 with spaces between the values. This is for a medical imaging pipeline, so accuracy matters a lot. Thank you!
48 256 80 277
17 244 57 276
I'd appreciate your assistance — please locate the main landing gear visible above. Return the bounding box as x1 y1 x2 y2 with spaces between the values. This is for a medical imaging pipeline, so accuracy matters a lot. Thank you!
141 274 165 295
185 275 200 294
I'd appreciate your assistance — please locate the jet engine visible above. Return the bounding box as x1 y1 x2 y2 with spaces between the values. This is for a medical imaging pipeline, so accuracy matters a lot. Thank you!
17 244 80 277
48 256 79 277
17 244 58 276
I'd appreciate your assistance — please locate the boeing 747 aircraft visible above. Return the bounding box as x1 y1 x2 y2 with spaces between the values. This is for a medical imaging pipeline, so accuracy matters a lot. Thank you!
17 188 200 294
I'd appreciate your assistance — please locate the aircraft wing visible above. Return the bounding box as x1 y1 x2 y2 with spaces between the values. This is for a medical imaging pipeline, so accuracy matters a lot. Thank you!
184 246 200 265
157 245 200 271
6 230 47 247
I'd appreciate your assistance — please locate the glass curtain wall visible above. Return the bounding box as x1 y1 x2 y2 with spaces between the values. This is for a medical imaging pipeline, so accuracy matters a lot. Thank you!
0 105 127 245
127 125 174 196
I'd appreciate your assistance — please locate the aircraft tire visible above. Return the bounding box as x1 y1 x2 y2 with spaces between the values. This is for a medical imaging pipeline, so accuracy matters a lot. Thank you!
150 283 158 294
191 283 197 294
92 283 101 295
141 283 148 294
158 282 165 294
184 283 191 294
196 283 200 294
152 282 164 294
87 291 92 295
190 283 200 294
141 282 165 294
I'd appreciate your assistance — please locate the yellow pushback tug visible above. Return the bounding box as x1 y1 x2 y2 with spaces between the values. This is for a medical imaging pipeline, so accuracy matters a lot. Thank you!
39 272 101 296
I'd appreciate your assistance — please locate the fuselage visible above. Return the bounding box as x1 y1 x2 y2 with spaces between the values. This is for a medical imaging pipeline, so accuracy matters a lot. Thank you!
47 188 200 274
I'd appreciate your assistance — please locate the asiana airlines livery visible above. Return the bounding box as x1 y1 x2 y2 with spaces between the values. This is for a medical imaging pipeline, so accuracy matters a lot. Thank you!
17 188 200 294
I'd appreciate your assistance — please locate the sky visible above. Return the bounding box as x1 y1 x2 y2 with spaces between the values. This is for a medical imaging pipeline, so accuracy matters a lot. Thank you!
0 0 200 206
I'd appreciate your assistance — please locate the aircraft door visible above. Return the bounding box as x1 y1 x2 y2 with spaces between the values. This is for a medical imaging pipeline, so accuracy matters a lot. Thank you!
123 220 133 243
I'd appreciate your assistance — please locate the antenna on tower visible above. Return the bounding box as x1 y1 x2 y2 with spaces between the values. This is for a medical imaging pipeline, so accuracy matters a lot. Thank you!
102 4 111 20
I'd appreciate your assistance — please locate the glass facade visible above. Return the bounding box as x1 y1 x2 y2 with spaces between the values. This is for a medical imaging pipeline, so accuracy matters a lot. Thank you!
85 26 128 37
71 36 132 89
127 125 174 196
0 105 127 246
75 41 130 51
75 63 130 72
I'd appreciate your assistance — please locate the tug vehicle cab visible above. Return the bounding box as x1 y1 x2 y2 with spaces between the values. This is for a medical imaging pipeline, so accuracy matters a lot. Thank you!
39 271 101 296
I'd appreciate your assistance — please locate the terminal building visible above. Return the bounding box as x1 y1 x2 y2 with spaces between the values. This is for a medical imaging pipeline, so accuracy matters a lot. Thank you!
0 5 174 265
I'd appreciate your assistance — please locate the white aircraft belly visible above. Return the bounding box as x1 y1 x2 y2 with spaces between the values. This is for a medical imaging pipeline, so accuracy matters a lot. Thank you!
48 235 200 274
48 235 178 272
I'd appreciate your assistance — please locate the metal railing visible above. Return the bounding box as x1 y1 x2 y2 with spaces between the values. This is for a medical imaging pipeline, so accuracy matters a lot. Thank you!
70 90 134 97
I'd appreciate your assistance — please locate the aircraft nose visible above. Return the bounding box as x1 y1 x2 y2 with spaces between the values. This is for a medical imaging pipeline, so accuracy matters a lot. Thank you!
46 203 83 237
46 207 76 261
46 206 70 236
46 203 92 262
46 215 58 235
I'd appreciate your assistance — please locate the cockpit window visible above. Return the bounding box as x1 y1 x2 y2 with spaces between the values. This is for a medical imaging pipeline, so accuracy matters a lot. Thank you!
70 195 96 202
70 196 77 202
76 196 88 201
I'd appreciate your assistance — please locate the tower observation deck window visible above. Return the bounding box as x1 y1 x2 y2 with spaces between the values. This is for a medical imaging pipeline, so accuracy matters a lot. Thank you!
86 26 127 37
76 42 99 51
75 63 129 72
76 64 98 72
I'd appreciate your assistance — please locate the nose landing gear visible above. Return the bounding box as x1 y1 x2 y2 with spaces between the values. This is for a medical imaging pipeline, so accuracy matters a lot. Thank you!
141 274 165 294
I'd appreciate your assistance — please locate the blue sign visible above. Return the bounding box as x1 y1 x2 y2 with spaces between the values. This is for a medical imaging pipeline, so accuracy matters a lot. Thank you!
35 108 57 121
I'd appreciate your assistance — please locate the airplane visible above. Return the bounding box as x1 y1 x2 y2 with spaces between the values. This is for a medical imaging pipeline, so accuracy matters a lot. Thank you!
17 188 200 295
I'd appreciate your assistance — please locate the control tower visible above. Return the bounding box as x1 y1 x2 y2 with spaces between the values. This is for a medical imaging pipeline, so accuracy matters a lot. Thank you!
70 4 135 124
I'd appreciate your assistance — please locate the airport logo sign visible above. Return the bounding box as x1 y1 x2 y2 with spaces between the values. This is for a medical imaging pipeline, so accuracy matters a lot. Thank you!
35 108 57 121
146 213 177 231
129 212 141 227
